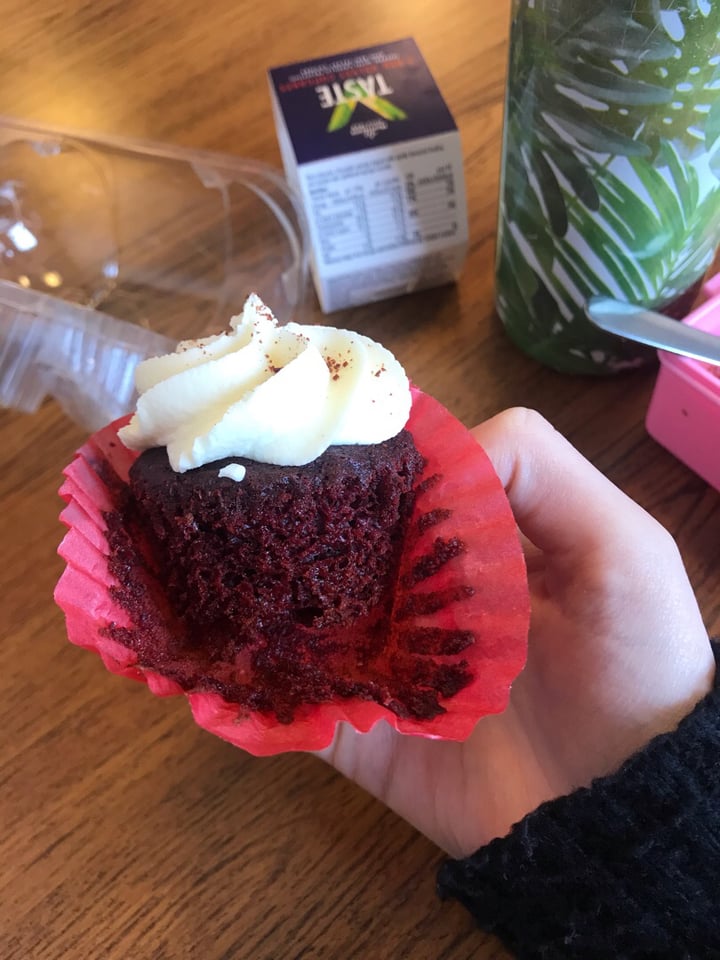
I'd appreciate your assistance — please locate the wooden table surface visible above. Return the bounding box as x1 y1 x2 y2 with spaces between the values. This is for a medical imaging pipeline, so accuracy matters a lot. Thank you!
2 2 719 958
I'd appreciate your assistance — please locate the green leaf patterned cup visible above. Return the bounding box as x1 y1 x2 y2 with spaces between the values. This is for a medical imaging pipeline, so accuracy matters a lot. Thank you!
496 0 720 374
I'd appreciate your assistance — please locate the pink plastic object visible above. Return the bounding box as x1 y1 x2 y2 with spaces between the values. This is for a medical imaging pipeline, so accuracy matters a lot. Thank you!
646 274 720 492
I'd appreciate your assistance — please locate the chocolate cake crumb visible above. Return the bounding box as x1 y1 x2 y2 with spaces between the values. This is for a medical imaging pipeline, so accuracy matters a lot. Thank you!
401 626 475 656
418 507 453 533
397 584 475 619
415 472 442 495
403 536 466 588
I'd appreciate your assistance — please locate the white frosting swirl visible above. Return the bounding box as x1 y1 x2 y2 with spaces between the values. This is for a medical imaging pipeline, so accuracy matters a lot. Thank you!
118 294 412 471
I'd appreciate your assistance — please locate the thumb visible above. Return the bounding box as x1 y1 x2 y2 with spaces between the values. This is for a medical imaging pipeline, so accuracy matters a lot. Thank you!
470 407 662 559
471 407 710 673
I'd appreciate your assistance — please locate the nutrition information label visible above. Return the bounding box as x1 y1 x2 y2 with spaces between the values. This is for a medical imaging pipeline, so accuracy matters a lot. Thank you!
303 148 462 266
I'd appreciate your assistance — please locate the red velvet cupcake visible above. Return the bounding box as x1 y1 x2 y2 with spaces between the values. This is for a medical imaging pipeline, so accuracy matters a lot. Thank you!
55 298 529 755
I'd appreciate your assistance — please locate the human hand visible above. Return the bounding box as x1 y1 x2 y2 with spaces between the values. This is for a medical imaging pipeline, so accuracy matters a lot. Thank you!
318 408 715 858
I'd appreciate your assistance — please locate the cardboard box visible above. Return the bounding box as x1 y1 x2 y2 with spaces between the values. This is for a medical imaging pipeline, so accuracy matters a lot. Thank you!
269 38 468 313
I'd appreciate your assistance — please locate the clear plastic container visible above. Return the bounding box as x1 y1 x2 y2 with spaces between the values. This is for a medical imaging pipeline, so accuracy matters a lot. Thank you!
0 116 309 429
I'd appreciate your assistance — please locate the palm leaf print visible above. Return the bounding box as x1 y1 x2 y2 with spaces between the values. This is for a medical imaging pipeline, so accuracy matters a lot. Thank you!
497 0 720 373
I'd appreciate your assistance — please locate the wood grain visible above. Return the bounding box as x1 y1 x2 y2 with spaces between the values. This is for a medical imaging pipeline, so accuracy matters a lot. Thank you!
1 1 718 958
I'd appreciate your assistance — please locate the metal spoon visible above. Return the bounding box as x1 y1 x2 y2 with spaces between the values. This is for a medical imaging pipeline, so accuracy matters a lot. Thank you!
586 297 720 366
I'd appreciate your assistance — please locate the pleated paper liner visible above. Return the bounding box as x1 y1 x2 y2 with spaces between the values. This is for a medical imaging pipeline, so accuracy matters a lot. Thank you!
55 387 529 756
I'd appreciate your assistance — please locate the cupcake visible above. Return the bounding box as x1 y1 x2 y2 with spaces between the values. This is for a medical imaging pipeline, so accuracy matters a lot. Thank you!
55 296 529 755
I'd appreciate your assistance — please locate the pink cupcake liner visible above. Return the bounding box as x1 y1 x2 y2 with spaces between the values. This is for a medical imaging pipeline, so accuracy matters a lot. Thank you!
55 388 529 756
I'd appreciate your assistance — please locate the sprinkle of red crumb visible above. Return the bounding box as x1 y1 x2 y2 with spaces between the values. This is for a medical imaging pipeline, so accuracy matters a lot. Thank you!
264 352 281 374
325 355 343 381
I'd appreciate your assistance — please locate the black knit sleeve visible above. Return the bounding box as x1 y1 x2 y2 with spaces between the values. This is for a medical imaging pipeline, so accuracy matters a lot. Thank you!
437 644 720 959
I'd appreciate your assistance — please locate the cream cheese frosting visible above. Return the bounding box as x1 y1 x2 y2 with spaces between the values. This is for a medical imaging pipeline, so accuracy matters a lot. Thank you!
118 294 412 471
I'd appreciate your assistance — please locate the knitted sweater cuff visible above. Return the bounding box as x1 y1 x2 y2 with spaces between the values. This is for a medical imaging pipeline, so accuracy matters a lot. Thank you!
437 644 720 959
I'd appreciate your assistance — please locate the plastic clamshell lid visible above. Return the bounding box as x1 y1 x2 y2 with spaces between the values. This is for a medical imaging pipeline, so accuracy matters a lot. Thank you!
0 116 310 429
0 279 175 430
